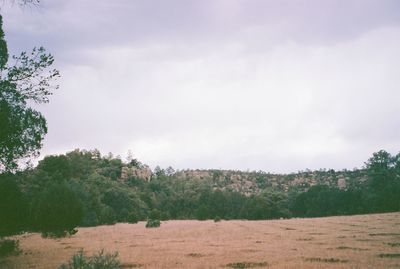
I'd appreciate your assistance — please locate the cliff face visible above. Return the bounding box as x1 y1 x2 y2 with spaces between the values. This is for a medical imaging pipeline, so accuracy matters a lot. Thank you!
121 165 152 181
173 169 368 195
120 165 368 195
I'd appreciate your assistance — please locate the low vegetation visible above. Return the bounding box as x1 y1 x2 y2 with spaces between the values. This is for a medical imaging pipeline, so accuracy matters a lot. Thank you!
378 253 400 258
58 249 121 269
304 257 349 263
145 219 160 228
0 239 20 258
226 261 268 268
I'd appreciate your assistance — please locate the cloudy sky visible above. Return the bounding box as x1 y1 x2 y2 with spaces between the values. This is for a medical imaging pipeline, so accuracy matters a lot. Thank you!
2 0 400 173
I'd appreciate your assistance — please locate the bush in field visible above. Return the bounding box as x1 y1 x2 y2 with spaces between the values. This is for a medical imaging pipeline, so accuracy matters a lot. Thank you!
214 215 221 222
58 249 120 269
33 183 83 237
145 219 160 228
0 239 21 257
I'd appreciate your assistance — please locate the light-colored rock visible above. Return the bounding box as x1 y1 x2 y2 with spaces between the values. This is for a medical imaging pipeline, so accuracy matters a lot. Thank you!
337 177 347 189
121 165 152 181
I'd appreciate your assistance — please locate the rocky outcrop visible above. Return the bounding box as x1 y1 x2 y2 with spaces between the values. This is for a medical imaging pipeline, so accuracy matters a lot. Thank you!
121 165 152 181
120 165 367 195
173 168 367 195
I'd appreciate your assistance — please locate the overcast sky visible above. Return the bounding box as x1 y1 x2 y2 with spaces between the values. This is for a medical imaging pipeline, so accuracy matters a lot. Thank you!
2 0 400 173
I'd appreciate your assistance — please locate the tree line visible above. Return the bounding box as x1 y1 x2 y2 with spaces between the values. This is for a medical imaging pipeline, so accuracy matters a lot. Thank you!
1 149 399 238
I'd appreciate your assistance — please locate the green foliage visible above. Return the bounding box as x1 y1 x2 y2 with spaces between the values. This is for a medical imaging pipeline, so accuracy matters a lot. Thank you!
365 150 400 212
145 219 161 228
148 209 161 220
226 261 268 268
0 82 47 172
0 14 59 172
4 148 399 233
127 212 138 224
0 173 27 237
99 206 117 225
0 16 8 69
0 239 20 258
59 249 121 269
214 215 221 222
32 183 83 236
196 205 209 220
36 155 71 181
102 188 135 222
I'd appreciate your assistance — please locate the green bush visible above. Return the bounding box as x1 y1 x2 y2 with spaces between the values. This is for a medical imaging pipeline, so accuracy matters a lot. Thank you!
0 239 20 257
58 249 121 269
145 219 160 228
33 183 83 237
41 228 78 239
99 206 117 225
127 212 138 224
0 174 28 237
214 215 221 222
148 209 160 220
196 205 209 221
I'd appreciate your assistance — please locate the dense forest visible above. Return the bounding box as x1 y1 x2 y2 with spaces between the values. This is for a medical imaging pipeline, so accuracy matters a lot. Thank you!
1 149 399 238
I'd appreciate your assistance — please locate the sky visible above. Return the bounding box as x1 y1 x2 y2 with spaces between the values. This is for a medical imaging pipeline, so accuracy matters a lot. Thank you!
1 0 400 173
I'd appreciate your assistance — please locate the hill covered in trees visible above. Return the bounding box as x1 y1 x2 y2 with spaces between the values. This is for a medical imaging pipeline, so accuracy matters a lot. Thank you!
1 149 399 237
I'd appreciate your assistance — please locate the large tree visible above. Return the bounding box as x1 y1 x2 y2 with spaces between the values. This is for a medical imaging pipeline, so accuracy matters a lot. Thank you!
0 14 59 172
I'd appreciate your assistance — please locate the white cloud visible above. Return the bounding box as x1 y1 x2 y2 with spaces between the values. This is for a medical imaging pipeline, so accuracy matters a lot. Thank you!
3 1 400 172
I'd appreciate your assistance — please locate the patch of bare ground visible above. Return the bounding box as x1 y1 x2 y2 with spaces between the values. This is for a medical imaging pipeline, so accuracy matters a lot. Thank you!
3 212 400 269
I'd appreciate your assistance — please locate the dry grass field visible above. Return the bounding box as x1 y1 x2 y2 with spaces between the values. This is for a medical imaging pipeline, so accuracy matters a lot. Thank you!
2 212 400 269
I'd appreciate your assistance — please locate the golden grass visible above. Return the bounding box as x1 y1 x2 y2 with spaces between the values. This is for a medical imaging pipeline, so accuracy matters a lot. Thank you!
2 212 400 269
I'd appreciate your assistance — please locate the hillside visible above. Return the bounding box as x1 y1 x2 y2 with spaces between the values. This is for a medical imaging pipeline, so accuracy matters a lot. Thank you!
170 168 367 195
119 158 369 196
2 149 399 232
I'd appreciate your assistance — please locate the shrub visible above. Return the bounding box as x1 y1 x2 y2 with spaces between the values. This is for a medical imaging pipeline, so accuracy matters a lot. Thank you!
148 209 160 220
214 215 221 222
99 206 117 225
33 183 83 237
160 212 170 221
41 228 78 239
196 205 209 221
58 249 121 269
226 261 268 268
0 174 28 237
0 239 20 257
145 219 160 228
127 212 138 224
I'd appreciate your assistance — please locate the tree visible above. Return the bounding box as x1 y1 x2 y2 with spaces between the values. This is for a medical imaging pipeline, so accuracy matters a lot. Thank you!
365 150 400 211
365 150 394 191
0 173 28 237
36 154 71 181
0 14 59 172
32 183 83 236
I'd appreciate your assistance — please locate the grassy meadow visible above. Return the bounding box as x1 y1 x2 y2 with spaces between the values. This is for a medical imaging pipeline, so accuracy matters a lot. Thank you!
3 212 400 269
